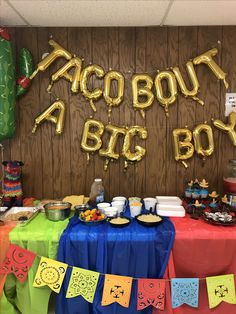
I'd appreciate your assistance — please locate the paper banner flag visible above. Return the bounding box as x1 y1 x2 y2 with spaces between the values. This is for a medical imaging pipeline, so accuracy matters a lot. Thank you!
137 278 166 310
171 278 199 308
0 244 36 283
66 266 99 302
206 274 236 308
33 257 68 293
102 274 132 308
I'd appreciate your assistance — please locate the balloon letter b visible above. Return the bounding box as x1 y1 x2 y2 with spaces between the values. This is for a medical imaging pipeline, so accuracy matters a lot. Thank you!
172 128 194 168
81 119 104 153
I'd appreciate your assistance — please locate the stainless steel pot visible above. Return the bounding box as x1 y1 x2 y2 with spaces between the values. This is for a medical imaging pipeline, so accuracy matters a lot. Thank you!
44 202 72 221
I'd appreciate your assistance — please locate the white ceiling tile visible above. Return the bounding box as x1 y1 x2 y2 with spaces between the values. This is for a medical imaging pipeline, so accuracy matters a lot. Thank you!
165 0 236 26
0 0 28 25
5 0 170 27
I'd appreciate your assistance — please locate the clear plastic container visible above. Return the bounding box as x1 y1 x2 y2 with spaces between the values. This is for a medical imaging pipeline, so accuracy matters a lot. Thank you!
223 160 236 194
89 178 104 206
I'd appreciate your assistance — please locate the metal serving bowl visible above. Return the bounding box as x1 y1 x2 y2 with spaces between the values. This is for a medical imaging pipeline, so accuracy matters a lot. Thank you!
44 202 72 221
74 204 90 216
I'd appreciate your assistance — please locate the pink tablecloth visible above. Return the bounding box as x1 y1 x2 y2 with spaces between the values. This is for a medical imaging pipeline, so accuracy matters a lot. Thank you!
165 216 236 314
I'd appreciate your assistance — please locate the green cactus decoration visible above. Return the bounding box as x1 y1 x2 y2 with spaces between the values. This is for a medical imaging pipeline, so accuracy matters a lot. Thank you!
0 27 34 142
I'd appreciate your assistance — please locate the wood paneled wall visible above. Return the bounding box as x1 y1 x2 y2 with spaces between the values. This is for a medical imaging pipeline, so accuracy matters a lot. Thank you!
3 26 236 200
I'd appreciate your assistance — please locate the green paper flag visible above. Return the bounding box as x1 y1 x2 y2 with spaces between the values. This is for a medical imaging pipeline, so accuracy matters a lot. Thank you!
66 267 99 303
206 274 236 309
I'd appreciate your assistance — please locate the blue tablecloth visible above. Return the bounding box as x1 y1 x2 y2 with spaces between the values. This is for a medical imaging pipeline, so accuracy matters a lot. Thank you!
56 214 175 314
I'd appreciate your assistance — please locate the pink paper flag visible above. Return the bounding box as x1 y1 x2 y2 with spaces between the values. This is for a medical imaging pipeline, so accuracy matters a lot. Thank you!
0 244 36 282
137 278 166 310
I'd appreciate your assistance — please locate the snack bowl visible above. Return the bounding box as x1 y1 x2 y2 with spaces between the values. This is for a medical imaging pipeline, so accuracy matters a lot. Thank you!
109 216 131 228
44 202 72 221
74 204 90 216
135 213 163 227
97 202 111 213
79 208 106 225
103 206 118 217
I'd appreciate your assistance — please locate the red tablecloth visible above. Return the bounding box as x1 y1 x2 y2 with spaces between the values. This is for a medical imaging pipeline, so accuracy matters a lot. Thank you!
166 216 236 314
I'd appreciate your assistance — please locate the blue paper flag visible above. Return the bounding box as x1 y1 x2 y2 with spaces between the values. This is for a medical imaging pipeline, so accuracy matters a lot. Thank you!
171 278 199 308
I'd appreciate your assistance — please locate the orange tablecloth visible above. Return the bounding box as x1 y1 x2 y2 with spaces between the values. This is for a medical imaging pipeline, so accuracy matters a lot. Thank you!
166 216 236 314
0 222 17 296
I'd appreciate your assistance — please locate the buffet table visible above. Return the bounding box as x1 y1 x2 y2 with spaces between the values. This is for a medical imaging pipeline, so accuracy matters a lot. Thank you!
0 213 70 314
167 216 236 314
56 215 175 314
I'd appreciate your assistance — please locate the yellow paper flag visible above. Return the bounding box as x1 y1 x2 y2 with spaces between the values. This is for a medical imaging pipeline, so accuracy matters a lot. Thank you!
102 274 132 308
206 274 236 308
66 267 99 302
33 257 68 293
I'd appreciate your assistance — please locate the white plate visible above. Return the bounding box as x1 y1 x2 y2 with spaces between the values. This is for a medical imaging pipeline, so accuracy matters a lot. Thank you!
156 196 182 206
156 204 185 217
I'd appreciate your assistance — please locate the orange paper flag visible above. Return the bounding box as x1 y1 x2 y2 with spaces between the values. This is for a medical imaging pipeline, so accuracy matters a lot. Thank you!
101 274 132 308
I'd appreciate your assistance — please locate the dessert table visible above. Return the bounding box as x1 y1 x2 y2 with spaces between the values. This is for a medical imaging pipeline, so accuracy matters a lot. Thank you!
166 216 236 314
56 215 175 314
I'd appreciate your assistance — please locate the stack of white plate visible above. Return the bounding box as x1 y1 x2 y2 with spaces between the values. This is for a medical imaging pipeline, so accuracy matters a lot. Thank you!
156 196 185 217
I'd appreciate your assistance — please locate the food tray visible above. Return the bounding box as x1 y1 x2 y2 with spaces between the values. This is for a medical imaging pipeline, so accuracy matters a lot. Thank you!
156 204 185 217
79 216 107 226
2 207 40 226
156 196 182 206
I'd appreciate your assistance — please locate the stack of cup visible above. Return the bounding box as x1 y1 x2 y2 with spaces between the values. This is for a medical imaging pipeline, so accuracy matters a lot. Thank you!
111 196 126 215
143 197 156 212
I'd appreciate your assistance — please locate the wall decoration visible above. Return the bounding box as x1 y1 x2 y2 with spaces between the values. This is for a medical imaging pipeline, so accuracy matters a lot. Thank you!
66 267 99 303
137 278 166 310
48 56 82 93
193 48 228 89
33 256 68 294
30 39 72 80
206 274 236 309
213 112 236 146
80 64 105 112
101 274 132 308
172 61 204 106
172 128 194 168
0 244 36 283
193 124 214 159
81 119 148 170
171 278 199 308
32 99 66 135
103 70 124 116
154 71 177 117
132 74 154 119
0 27 34 142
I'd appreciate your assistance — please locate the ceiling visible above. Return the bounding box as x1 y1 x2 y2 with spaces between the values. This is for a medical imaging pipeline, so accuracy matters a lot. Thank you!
0 0 236 27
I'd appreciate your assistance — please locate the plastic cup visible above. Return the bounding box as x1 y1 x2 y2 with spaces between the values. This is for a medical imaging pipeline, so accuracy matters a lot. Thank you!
130 203 142 217
143 197 156 211
111 201 124 214
97 202 110 213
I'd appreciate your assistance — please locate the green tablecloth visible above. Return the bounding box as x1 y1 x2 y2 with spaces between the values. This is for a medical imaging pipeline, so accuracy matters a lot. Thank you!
0 213 70 314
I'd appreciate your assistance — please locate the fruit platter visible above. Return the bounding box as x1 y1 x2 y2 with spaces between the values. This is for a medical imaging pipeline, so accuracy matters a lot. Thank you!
79 208 106 225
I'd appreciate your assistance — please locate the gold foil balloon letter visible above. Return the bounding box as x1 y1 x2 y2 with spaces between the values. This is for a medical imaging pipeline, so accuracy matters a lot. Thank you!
30 40 72 79
193 124 214 159
172 61 204 105
172 128 194 168
122 126 148 162
103 71 124 116
213 112 236 146
193 48 229 89
132 74 154 119
32 99 66 135
80 64 105 112
155 71 177 117
81 119 105 153
48 57 82 93
99 125 126 160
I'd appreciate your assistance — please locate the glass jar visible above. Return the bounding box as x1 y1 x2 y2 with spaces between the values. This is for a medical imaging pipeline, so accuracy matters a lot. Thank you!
223 160 236 193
